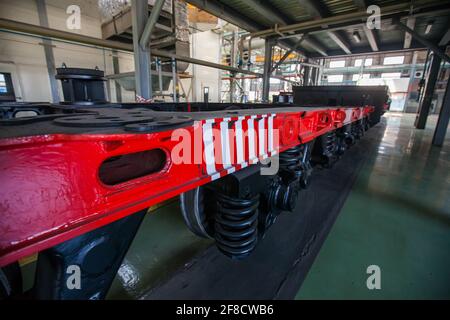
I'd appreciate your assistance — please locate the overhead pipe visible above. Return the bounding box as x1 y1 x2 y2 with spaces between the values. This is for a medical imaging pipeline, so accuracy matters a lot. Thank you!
0 18 298 83
0 18 267 77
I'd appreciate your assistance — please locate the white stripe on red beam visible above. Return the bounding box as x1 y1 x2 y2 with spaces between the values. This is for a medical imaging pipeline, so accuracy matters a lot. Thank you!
235 116 245 165
268 114 275 154
258 117 266 159
247 117 257 164
202 121 216 175
220 118 232 170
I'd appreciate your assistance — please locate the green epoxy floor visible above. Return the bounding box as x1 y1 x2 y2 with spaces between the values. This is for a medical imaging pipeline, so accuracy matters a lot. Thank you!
107 201 213 299
296 113 450 299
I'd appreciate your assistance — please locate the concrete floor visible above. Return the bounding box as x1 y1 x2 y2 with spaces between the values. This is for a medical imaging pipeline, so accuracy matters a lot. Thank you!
105 112 450 299
296 113 450 299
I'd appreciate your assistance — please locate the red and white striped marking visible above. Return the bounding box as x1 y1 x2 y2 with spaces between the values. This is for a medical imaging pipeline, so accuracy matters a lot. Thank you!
201 114 277 181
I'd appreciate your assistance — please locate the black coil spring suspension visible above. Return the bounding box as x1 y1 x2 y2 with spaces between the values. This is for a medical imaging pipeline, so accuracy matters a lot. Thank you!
214 194 259 259
324 131 338 154
352 121 365 139
279 144 313 188
279 144 304 181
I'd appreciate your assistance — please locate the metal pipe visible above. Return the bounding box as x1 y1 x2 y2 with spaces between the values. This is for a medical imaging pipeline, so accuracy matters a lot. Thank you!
139 0 166 49
271 34 307 73
157 58 163 95
0 17 133 51
0 18 299 85
132 0 151 99
0 18 269 78
151 49 263 76
262 38 274 102
172 57 178 102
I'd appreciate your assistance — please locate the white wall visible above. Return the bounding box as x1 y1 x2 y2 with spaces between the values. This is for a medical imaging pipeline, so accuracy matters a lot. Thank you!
0 0 220 104
0 0 135 102
187 30 221 102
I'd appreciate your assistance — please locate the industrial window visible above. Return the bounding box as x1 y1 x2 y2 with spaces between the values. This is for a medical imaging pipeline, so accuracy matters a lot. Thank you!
364 58 373 66
0 72 16 102
381 72 402 79
352 73 371 81
383 56 404 65
327 74 344 82
354 59 363 67
270 78 281 84
329 60 346 68
0 74 6 93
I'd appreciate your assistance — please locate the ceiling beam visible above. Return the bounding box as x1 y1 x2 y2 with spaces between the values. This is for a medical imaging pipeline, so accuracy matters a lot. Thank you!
403 17 416 49
353 0 379 52
185 0 262 32
245 0 289 25
299 0 329 18
308 42 427 58
363 24 379 51
394 19 450 63
300 0 352 54
185 0 305 56
439 28 450 46
272 34 308 72
352 0 368 8
328 31 352 54
243 0 316 56
248 1 450 38
304 37 328 56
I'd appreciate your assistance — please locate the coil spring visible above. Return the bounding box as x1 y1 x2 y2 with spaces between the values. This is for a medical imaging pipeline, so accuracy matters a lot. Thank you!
214 194 259 259
324 131 338 154
279 144 304 180
352 122 364 139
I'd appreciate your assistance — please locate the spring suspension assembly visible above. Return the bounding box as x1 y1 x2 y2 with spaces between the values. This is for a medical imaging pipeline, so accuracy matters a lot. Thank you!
351 120 365 140
214 193 259 259
182 143 315 259
312 131 339 167
279 143 313 188
336 125 355 155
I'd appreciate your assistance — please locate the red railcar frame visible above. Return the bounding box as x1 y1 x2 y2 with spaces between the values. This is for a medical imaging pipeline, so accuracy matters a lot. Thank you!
0 105 373 267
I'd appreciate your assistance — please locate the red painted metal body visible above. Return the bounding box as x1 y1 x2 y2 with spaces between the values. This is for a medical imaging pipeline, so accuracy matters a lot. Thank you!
0 106 373 267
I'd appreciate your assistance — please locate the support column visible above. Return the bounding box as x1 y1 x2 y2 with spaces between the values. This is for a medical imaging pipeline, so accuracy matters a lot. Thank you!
36 0 59 103
262 37 274 102
131 0 151 99
303 65 310 86
229 31 238 103
112 50 122 102
415 53 442 129
432 77 450 146
172 57 178 102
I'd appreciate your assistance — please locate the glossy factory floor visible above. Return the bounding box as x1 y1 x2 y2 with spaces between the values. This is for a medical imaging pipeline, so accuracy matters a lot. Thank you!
296 113 450 299
103 112 450 299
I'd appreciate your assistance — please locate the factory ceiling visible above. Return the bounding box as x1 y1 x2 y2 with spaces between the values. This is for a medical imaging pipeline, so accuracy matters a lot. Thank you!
185 0 450 58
